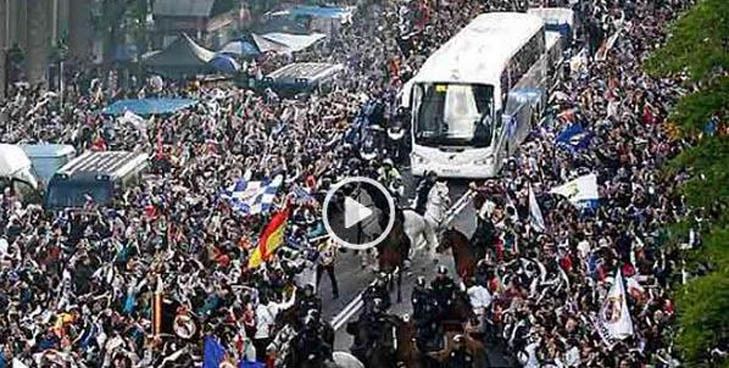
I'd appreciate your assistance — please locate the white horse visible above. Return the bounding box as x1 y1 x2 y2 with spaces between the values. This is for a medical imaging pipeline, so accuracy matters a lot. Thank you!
360 181 451 271
332 351 365 368
402 181 451 258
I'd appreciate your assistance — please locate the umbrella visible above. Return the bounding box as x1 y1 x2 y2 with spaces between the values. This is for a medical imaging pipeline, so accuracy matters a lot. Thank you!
209 54 241 74
219 40 260 57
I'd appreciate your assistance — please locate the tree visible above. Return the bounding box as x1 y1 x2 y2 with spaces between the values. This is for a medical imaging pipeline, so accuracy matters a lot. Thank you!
647 0 729 365
645 0 729 135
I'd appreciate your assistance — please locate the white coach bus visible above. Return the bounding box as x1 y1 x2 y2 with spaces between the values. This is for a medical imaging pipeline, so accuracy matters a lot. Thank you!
402 12 550 178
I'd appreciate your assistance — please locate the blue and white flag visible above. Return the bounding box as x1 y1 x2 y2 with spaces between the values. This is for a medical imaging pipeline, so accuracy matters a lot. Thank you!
291 185 316 205
555 123 593 153
528 184 547 232
221 175 283 216
550 173 599 210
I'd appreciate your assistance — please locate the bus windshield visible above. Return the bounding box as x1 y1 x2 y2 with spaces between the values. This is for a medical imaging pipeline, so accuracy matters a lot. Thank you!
412 83 494 147
46 180 113 208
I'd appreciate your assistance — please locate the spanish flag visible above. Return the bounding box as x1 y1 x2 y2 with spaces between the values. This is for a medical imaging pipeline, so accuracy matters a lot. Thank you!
152 276 163 338
248 207 290 268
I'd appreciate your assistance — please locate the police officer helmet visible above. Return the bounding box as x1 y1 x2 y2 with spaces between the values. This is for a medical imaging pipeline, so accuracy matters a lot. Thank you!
372 298 384 312
304 284 315 295
415 276 426 288
453 334 465 343
383 158 394 167
306 308 320 319
437 265 448 276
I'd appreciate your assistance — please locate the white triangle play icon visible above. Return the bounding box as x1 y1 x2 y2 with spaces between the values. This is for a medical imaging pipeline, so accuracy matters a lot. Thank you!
344 196 374 229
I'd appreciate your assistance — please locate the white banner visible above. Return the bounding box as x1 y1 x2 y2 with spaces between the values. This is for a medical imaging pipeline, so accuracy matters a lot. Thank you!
595 270 634 348
550 173 599 208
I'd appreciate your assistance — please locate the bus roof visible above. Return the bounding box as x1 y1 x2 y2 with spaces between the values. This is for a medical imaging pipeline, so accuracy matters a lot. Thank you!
57 151 148 179
411 12 544 86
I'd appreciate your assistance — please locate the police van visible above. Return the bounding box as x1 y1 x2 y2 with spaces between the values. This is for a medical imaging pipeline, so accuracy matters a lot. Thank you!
45 151 149 209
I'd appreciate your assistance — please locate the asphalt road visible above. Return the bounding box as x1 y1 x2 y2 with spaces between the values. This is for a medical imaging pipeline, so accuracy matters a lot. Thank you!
317 171 514 367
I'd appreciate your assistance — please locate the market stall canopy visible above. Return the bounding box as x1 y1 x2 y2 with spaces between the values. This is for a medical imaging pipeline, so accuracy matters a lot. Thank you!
102 98 198 116
142 33 216 77
251 32 326 54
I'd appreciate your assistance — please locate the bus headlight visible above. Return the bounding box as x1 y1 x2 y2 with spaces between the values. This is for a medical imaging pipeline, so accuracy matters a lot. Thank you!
411 152 427 164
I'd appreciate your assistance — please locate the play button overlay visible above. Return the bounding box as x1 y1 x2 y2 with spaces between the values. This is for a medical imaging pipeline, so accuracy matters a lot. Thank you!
344 196 374 228
322 177 396 250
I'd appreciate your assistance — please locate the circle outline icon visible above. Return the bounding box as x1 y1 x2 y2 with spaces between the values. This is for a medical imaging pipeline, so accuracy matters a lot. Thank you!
322 176 396 250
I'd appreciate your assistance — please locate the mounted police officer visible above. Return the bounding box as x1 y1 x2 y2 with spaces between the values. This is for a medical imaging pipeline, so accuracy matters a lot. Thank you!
411 276 441 352
431 266 457 317
415 171 437 215
295 285 322 324
362 273 392 317
292 309 334 368
350 297 390 365
446 335 474 368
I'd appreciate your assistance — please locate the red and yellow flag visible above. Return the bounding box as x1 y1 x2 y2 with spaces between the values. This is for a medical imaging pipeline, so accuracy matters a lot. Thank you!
248 207 290 268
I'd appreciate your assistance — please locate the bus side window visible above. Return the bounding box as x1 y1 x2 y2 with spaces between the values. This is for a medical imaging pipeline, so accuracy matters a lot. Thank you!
500 70 509 105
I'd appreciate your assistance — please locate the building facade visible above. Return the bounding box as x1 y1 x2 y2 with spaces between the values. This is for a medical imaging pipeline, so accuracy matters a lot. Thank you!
0 0 93 97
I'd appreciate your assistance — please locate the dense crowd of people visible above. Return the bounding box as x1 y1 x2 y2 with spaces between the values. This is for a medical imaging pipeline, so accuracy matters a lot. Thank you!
0 0 703 367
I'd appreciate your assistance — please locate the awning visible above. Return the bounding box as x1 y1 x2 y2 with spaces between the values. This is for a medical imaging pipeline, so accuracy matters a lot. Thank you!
252 32 326 54
219 40 260 57
101 98 197 116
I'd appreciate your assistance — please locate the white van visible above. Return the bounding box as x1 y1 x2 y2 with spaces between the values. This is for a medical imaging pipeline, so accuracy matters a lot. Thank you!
0 144 40 201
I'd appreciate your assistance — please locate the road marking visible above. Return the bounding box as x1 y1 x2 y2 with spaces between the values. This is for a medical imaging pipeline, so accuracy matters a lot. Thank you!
329 188 475 331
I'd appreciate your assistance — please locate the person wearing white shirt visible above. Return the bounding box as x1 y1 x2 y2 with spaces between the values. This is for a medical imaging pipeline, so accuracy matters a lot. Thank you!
466 279 492 333
253 289 296 362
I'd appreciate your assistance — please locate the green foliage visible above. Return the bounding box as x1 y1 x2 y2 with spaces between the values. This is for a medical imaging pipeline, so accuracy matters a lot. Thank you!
647 0 729 365
675 265 729 365
668 136 729 209
645 0 729 81
669 76 729 134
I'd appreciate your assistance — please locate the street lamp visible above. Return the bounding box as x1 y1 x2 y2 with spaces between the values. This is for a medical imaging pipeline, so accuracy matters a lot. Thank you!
52 39 69 105
4 43 24 96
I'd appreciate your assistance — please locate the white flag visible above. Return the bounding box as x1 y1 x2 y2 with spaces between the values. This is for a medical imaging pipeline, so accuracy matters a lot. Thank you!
595 270 634 348
550 173 599 209
12 358 30 368
528 184 546 232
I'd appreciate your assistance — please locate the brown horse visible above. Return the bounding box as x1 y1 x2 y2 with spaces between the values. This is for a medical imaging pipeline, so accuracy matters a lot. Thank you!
347 314 425 368
436 228 478 280
376 209 410 302
426 330 487 367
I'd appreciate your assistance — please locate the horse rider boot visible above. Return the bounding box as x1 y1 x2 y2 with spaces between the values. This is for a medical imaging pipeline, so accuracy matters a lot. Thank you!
362 274 392 317
431 266 457 317
415 171 437 215
445 335 474 368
